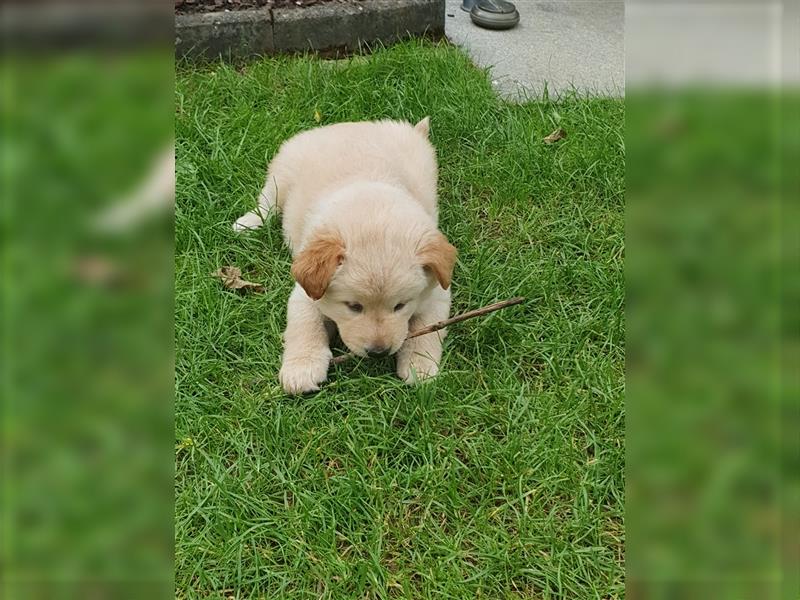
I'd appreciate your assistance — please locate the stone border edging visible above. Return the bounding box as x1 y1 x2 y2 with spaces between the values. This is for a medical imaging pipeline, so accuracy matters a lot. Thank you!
176 0 445 61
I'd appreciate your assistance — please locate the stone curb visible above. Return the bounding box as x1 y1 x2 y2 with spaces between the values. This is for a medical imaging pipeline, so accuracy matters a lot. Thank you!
176 0 445 61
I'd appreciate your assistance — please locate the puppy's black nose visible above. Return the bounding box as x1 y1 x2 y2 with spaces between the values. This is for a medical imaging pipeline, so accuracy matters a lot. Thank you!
366 346 389 357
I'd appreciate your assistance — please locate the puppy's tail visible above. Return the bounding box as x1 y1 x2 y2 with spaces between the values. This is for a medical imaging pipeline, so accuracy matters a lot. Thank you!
414 116 430 138
233 171 281 233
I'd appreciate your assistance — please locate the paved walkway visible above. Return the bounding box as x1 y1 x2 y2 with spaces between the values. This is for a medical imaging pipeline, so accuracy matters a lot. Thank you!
445 0 624 100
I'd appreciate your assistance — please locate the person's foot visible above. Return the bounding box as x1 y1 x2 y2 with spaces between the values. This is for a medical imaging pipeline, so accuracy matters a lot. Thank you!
470 0 520 30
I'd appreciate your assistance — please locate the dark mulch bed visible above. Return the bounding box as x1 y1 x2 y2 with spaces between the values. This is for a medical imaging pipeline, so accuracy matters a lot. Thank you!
175 0 364 15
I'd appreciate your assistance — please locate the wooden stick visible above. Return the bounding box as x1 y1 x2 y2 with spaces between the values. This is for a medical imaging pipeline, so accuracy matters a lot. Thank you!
330 296 525 365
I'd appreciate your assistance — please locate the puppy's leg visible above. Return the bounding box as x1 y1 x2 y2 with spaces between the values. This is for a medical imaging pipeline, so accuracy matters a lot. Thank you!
233 172 280 233
279 284 332 394
397 286 451 384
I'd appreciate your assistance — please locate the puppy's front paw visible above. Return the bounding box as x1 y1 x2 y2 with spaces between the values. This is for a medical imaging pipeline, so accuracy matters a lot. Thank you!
397 353 439 385
279 351 331 395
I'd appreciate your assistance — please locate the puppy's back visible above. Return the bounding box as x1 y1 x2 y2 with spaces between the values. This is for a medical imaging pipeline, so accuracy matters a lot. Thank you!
274 120 439 247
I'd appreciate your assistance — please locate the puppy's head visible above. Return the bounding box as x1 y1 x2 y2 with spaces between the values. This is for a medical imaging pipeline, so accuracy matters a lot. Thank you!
292 227 456 357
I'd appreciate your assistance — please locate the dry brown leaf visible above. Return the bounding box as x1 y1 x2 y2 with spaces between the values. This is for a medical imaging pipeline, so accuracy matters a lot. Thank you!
212 266 265 293
543 128 567 144
72 255 123 287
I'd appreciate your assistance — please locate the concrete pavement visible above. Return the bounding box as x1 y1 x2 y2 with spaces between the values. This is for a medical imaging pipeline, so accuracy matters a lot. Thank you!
445 0 624 99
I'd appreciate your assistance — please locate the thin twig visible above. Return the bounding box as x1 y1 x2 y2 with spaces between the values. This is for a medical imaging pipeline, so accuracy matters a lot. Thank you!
330 296 526 366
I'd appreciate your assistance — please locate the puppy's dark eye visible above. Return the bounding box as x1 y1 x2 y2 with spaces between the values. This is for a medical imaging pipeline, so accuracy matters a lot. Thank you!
346 302 363 313
394 303 406 312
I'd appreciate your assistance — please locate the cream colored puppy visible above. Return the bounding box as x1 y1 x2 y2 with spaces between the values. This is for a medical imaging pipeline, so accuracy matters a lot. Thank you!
234 118 457 394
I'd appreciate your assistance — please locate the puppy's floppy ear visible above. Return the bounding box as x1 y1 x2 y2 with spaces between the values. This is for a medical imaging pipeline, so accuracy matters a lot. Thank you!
291 229 345 300
418 231 457 290
414 116 430 138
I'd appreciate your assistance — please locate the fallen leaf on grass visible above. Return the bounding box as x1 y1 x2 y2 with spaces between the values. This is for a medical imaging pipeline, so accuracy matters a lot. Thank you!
72 255 123 287
212 266 265 293
543 128 567 144
313 109 322 123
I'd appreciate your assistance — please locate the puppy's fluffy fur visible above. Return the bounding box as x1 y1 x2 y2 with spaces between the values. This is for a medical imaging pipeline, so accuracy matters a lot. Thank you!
234 118 456 394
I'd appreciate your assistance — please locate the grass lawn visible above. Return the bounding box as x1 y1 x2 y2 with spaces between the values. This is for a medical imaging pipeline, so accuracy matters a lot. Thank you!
175 40 625 599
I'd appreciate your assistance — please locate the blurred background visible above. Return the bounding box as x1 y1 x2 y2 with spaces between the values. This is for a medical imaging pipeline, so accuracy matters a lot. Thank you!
1 0 797 598
626 1 798 598
2 1 174 598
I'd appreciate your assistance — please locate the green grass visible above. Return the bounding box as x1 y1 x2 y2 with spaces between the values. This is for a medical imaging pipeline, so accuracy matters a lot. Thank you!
175 40 624 599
